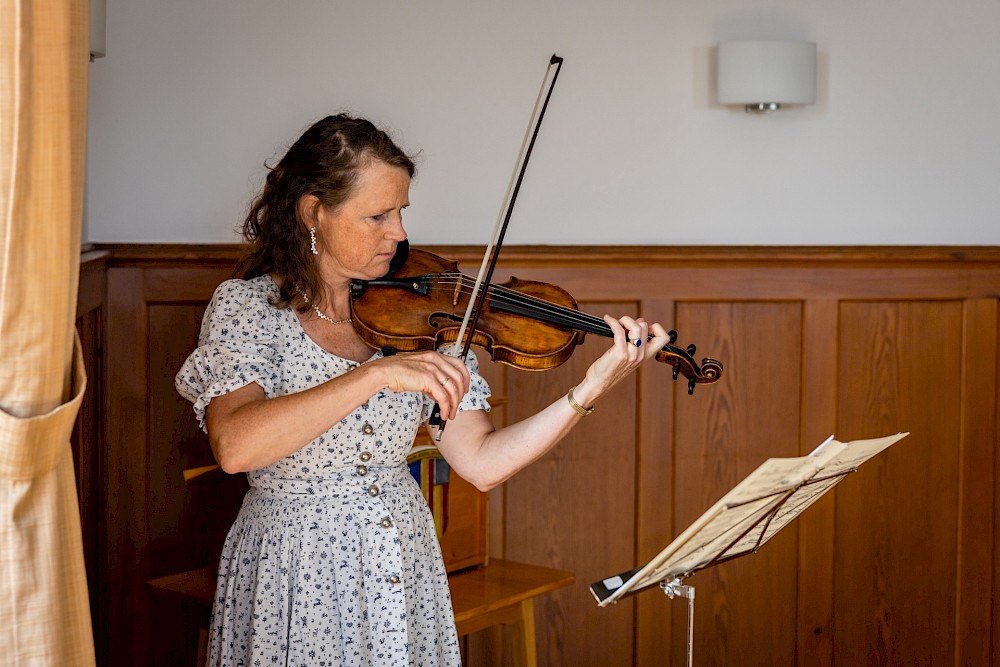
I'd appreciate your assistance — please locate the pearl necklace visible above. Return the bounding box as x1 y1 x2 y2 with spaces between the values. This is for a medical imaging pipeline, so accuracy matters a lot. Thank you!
312 305 352 325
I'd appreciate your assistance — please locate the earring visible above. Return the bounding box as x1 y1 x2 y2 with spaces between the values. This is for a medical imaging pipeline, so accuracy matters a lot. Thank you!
309 227 318 255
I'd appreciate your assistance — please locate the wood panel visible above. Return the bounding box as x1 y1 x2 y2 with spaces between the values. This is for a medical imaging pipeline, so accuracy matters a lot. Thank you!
104 266 146 666
504 300 638 667
835 301 963 665
960 299 998 666
72 251 108 662
635 297 677 667
797 299 839 666
79 244 1000 666
103 264 240 666
146 298 250 666
671 302 803 667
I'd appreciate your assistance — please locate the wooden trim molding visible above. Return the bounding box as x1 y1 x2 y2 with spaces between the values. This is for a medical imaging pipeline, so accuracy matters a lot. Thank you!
91 242 1000 267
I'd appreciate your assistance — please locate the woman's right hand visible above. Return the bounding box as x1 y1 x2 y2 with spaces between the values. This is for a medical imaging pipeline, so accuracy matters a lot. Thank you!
374 350 471 421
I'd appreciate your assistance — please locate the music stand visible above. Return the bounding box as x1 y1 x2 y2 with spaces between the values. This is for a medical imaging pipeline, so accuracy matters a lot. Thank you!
590 432 909 667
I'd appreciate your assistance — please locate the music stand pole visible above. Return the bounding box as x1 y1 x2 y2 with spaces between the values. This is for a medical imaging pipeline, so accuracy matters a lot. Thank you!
662 578 695 667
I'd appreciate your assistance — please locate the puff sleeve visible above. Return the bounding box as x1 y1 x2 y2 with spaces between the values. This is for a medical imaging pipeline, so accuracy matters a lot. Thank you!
175 279 281 431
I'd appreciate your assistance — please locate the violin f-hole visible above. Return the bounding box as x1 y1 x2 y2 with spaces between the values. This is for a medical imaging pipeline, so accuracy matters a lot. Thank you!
429 311 465 328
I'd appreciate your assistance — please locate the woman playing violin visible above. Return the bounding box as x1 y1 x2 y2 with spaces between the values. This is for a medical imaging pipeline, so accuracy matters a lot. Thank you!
176 113 671 667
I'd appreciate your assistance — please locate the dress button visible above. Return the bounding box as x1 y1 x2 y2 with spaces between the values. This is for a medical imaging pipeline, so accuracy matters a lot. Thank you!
362 423 375 435
356 465 368 476
367 484 379 497
380 517 392 528
359 451 372 462
389 575 401 584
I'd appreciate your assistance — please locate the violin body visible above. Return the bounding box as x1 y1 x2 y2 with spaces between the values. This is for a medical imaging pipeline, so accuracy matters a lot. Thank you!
351 248 585 371
350 247 724 392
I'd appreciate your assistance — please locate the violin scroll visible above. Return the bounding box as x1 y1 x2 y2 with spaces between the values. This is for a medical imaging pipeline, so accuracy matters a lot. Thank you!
655 339 724 395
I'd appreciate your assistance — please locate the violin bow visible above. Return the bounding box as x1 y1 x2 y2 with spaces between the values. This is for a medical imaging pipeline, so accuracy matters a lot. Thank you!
432 53 565 440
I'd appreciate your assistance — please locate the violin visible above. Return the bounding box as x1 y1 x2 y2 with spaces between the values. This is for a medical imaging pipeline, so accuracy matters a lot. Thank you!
350 244 723 394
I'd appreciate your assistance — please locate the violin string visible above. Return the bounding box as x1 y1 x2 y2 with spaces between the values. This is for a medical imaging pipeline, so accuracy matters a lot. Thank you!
427 274 601 330
440 275 617 335
485 285 611 333
424 274 689 356
425 274 617 337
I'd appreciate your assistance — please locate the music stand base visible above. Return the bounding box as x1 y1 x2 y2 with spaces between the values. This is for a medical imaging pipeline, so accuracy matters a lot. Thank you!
661 577 695 667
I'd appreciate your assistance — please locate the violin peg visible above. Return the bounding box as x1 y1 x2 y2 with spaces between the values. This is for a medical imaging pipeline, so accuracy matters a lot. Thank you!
688 378 696 395
668 330 678 344
672 366 680 381
685 344 697 356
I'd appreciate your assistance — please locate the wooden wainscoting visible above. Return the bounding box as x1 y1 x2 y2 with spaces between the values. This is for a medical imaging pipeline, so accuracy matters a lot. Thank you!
73 250 109 661
78 245 1000 666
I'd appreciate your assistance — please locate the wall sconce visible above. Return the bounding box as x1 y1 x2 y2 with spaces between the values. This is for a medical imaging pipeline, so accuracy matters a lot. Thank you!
716 40 816 113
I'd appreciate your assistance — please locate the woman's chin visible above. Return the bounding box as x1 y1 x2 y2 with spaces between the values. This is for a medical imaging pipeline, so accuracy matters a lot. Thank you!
365 258 394 280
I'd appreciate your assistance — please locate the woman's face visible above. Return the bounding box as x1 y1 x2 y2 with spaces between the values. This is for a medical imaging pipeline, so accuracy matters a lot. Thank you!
312 160 410 284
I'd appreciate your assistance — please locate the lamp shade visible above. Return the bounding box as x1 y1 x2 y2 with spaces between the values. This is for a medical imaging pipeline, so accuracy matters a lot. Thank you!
717 40 816 109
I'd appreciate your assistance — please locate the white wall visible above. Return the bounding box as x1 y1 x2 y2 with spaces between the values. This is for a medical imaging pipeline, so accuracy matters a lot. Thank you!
86 0 1000 246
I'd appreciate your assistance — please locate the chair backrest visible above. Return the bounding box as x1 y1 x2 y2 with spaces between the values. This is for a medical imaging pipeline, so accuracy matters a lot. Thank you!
406 445 451 541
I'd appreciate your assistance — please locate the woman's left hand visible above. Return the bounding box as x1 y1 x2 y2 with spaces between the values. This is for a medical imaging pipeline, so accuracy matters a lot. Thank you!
573 315 672 406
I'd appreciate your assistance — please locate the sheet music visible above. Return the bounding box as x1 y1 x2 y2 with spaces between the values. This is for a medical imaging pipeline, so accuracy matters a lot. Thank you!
816 434 901 476
593 433 908 606
722 433 903 555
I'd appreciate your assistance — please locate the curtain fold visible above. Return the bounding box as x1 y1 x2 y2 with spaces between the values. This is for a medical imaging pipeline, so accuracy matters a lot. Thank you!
0 0 96 664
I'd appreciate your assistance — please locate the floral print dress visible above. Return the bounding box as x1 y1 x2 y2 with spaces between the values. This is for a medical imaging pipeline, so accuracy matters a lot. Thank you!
175 275 490 666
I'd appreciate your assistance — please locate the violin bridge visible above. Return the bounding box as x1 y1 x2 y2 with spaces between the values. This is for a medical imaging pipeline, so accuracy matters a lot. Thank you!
452 280 462 306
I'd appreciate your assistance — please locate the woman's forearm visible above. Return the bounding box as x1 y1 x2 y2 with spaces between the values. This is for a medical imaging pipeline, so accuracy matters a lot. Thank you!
436 377 601 491
207 362 388 473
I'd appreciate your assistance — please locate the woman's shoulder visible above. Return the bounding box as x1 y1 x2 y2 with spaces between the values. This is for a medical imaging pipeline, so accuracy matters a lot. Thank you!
201 275 285 335
210 275 279 311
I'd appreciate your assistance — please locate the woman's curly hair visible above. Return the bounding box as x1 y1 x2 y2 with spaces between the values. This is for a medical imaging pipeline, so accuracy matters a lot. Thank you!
234 114 415 312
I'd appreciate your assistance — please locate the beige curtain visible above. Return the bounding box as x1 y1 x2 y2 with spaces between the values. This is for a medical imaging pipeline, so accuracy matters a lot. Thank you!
0 0 95 665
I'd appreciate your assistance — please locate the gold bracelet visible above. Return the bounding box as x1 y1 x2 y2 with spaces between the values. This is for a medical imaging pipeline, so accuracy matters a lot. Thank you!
567 386 595 416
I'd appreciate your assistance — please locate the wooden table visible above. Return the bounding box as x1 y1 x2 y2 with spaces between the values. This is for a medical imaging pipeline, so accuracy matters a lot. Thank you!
449 559 575 666
148 558 574 666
